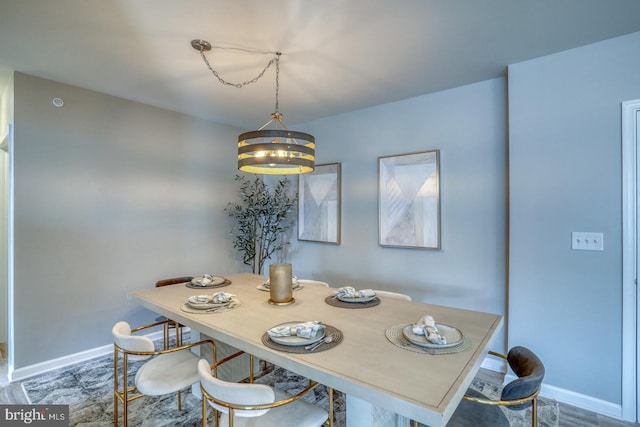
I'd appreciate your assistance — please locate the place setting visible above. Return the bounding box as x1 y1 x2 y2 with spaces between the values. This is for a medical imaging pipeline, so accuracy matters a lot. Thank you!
261 320 343 354
186 273 232 289
179 291 240 314
325 286 380 308
386 315 470 355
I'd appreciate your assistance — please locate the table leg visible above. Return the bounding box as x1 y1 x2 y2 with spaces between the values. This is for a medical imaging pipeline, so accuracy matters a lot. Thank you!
190 331 260 398
346 395 411 426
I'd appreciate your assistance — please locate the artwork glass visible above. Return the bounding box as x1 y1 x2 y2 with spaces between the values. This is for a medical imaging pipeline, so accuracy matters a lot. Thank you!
298 163 341 244
378 150 440 249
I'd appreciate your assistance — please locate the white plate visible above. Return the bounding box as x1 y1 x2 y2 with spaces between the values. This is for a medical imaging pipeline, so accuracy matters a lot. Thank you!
337 295 377 303
187 301 229 310
191 275 226 287
257 281 302 291
268 322 325 347
402 324 463 349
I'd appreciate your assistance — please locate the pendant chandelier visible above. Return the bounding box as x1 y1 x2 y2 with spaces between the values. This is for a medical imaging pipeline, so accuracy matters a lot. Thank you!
191 40 315 175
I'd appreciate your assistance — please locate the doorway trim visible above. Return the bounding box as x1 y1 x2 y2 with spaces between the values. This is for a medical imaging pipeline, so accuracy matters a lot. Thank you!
622 98 640 421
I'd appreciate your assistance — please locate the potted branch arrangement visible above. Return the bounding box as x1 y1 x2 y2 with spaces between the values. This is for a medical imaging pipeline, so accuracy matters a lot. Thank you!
225 175 297 275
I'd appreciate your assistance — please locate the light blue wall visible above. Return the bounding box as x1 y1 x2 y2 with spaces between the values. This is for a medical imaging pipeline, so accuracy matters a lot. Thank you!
12 73 243 369
290 78 508 352
509 31 640 405
0 71 12 344
11 74 509 368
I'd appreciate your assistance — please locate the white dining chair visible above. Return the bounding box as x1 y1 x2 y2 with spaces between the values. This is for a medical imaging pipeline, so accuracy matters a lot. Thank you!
198 357 328 427
374 290 412 301
112 320 215 427
297 279 331 288
154 276 194 348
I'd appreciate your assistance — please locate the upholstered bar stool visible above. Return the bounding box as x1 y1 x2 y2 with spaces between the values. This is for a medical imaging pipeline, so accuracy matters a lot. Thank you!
437 346 545 427
155 276 193 347
373 290 412 301
297 279 331 288
112 320 215 427
198 355 328 427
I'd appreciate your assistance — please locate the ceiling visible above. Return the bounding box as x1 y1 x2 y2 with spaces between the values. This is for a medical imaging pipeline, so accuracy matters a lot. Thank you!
1 1 640 129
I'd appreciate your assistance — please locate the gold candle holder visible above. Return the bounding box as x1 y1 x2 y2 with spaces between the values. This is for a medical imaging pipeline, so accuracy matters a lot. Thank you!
268 263 294 305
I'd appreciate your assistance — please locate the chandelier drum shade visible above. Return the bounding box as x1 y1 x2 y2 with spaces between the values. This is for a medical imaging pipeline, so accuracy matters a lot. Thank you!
238 115 315 175
191 39 315 175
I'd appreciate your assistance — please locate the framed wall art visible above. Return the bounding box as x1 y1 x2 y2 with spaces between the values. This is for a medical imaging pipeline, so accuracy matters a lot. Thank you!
298 163 341 244
378 150 440 249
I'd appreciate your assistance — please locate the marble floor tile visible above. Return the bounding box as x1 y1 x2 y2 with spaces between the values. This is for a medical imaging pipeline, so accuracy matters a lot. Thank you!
2 340 639 426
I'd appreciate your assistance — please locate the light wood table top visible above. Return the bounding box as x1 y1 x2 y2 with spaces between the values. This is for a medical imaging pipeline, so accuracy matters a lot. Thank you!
129 273 503 426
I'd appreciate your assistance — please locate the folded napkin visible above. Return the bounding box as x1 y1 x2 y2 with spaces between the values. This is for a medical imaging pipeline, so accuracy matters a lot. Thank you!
267 321 324 339
263 276 299 288
195 274 215 286
334 286 376 298
211 292 235 304
412 315 447 345
188 292 235 305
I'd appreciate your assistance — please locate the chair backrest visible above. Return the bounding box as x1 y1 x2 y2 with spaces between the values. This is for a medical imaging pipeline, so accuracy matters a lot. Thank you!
297 279 331 288
112 321 155 361
155 276 194 287
501 346 545 410
197 359 274 418
374 290 412 301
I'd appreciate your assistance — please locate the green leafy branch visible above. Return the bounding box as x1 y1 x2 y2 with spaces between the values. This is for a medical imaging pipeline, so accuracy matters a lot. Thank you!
225 175 297 274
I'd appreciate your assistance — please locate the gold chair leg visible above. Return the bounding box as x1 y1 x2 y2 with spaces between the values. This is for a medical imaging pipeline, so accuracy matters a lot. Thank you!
201 387 207 427
177 389 182 410
249 354 254 383
532 397 538 427
113 395 118 426
328 387 334 427
412 420 419 427
122 354 129 427
113 347 119 427
163 323 169 350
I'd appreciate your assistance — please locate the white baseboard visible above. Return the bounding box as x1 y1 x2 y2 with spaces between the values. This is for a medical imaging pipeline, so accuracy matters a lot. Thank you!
540 380 623 420
10 330 165 382
504 374 626 421
481 355 507 373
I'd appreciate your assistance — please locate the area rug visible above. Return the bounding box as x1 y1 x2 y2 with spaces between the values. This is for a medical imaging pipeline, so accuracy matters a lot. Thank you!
21 353 342 427
22 352 557 427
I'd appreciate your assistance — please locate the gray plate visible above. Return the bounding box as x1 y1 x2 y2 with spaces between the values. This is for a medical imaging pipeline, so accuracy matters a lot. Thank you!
268 322 325 347
402 324 463 349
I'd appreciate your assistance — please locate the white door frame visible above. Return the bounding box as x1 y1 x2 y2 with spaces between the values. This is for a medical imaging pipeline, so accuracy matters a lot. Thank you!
622 99 640 422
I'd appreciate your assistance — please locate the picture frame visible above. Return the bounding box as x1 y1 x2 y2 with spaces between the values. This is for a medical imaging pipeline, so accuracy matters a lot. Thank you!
378 150 440 249
298 163 341 244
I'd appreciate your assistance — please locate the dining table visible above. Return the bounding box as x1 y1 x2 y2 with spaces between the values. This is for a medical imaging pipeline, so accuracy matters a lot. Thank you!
128 272 503 427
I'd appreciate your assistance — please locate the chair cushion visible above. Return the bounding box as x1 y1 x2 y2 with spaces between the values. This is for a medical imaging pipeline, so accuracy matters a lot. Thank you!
501 346 545 410
217 389 328 427
135 350 200 395
446 389 509 427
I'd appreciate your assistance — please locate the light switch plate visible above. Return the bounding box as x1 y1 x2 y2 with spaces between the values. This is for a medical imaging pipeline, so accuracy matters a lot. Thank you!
571 232 604 251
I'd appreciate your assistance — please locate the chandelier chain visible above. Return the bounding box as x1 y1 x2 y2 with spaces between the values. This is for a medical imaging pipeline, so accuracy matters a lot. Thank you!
274 53 280 114
198 50 279 89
